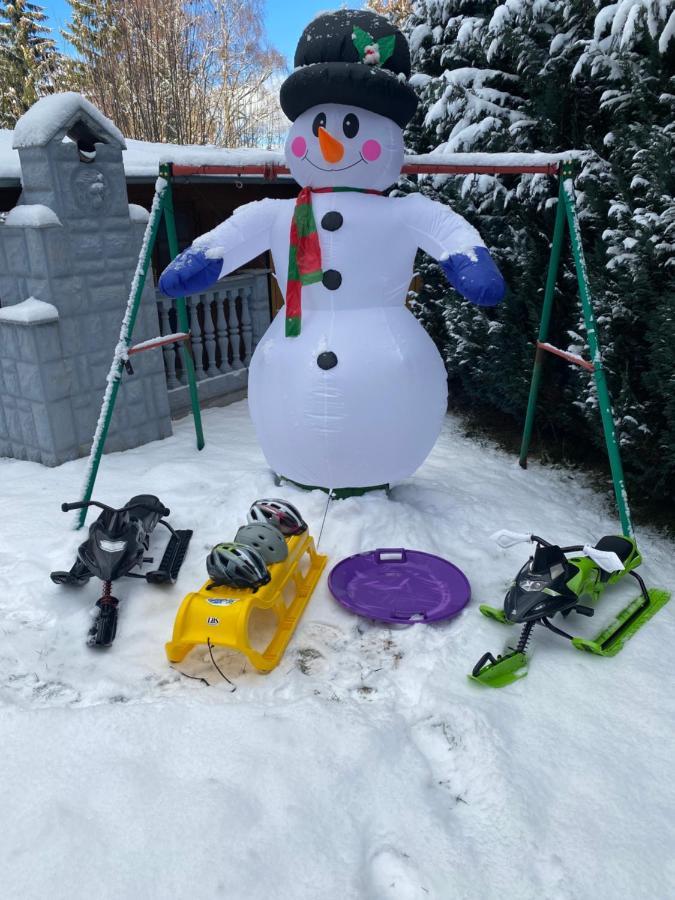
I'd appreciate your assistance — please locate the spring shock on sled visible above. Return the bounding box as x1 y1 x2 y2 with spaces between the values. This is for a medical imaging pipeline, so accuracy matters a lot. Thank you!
88 579 119 648
515 621 535 655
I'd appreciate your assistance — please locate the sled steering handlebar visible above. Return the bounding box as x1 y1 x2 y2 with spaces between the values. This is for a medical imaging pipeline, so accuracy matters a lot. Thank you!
61 500 114 513
61 499 170 517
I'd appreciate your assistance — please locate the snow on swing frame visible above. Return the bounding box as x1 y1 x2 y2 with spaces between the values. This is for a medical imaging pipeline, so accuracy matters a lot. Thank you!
78 151 632 538
168 155 566 179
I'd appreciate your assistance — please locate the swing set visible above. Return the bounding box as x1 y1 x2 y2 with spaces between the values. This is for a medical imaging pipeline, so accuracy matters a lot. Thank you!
76 154 633 538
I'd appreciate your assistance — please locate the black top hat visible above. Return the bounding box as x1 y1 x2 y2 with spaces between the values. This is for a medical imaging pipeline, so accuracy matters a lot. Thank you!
279 10 418 129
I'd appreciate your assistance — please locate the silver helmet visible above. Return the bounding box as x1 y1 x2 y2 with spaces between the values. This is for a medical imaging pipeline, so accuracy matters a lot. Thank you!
206 542 270 589
234 522 288 564
247 498 307 536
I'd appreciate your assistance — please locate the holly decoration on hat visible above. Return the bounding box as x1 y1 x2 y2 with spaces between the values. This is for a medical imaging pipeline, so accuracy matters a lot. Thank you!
352 26 396 67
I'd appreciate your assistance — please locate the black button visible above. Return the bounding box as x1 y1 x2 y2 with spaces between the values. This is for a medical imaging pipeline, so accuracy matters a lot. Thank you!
321 211 343 231
317 351 338 370
322 269 342 290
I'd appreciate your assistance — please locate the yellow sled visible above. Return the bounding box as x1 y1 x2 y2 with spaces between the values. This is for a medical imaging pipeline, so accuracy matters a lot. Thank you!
166 531 327 672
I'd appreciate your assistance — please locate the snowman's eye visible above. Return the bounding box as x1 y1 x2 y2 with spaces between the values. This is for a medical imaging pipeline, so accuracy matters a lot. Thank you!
343 114 360 139
312 112 326 136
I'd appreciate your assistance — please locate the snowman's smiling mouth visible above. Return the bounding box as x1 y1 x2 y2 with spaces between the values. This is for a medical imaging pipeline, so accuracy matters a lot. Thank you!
303 152 366 172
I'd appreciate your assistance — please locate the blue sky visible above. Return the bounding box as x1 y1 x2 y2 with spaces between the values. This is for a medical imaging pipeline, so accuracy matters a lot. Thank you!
39 1 366 67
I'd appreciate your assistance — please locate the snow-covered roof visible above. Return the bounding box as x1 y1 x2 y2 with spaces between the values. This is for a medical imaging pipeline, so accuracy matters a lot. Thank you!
0 124 588 186
12 93 126 151
0 130 289 184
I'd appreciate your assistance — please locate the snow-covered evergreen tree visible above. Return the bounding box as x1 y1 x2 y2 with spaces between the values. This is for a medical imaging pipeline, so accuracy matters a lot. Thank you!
62 0 117 84
403 0 675 508
0 0 61 126
402 0 569 420
570 1 675 495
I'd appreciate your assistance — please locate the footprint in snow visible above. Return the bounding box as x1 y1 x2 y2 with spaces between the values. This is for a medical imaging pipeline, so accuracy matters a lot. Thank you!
367 845 430 899
295 646 324 675
300 621 346 648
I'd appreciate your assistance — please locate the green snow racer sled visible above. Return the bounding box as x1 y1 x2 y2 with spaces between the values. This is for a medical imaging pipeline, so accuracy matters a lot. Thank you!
470 531 670 688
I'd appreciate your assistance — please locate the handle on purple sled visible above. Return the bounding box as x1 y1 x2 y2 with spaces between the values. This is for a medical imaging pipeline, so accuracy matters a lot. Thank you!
375 548 407 563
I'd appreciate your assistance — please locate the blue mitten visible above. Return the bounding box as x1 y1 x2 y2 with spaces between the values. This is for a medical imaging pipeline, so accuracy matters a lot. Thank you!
158 248 223 298
441 246 506 307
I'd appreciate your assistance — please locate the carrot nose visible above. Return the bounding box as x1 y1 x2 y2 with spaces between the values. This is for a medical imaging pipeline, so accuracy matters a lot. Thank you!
318 126 344 164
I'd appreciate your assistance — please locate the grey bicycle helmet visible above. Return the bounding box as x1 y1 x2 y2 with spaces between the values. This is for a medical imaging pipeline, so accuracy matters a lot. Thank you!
247 498 307 536
234 523 288 564
206 542 271 589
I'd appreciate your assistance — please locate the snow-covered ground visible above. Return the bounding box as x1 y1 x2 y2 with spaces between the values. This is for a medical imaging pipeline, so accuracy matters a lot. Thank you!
1 402 674 899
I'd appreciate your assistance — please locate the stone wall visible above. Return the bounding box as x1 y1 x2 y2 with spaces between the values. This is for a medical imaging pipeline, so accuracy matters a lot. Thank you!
0 97 172 466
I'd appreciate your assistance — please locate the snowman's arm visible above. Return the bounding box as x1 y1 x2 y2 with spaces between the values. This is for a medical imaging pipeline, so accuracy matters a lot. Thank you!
402 193 506 307
158 198 282 298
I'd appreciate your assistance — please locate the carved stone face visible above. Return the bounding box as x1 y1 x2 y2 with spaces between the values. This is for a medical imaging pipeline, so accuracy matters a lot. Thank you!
284 104 404 191
71 168 108 211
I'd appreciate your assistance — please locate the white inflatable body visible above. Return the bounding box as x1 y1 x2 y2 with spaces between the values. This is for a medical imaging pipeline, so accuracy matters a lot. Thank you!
195 105 486 488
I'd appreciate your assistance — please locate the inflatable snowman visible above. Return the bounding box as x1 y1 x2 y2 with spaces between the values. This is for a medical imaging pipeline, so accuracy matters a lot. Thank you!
160 10 505 491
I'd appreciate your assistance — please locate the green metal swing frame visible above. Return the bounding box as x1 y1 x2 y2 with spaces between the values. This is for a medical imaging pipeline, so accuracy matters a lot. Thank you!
77 157 632 537
518 161 633 537
76 165 204 528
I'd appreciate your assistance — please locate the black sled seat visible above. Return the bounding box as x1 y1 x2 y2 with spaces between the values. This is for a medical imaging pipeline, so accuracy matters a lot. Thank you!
123 495 170 532
593 535 635 581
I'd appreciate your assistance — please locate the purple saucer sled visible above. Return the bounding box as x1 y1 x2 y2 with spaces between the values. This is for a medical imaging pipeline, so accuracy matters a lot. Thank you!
328 548 471 624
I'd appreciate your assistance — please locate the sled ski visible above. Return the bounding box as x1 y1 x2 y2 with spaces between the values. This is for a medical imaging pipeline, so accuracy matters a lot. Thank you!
50 558 91 587
166 530 327 673
146 529 193 584
470 649 528 688
572 587 671 657
85 575 120 648
478 604 509 624
88 596 119 647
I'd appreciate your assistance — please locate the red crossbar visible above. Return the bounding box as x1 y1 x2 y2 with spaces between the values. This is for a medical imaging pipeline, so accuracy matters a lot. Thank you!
537 341 594 372
404 162 560 176
128 332 190 355
170 161 560 179
172 164 289 178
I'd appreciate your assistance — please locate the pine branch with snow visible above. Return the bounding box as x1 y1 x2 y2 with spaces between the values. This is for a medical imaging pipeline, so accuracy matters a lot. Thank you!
403 0 675 505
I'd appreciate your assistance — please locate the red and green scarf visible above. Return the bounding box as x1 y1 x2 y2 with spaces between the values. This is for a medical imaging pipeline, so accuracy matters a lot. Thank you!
286 186 382 337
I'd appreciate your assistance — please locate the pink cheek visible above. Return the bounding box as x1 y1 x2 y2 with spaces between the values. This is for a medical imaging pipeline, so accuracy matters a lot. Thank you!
361 140 382 162
291 136 307 158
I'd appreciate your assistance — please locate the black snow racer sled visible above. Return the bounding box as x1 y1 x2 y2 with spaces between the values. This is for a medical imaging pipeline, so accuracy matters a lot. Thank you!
51 496 192 648
470 531 670 688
